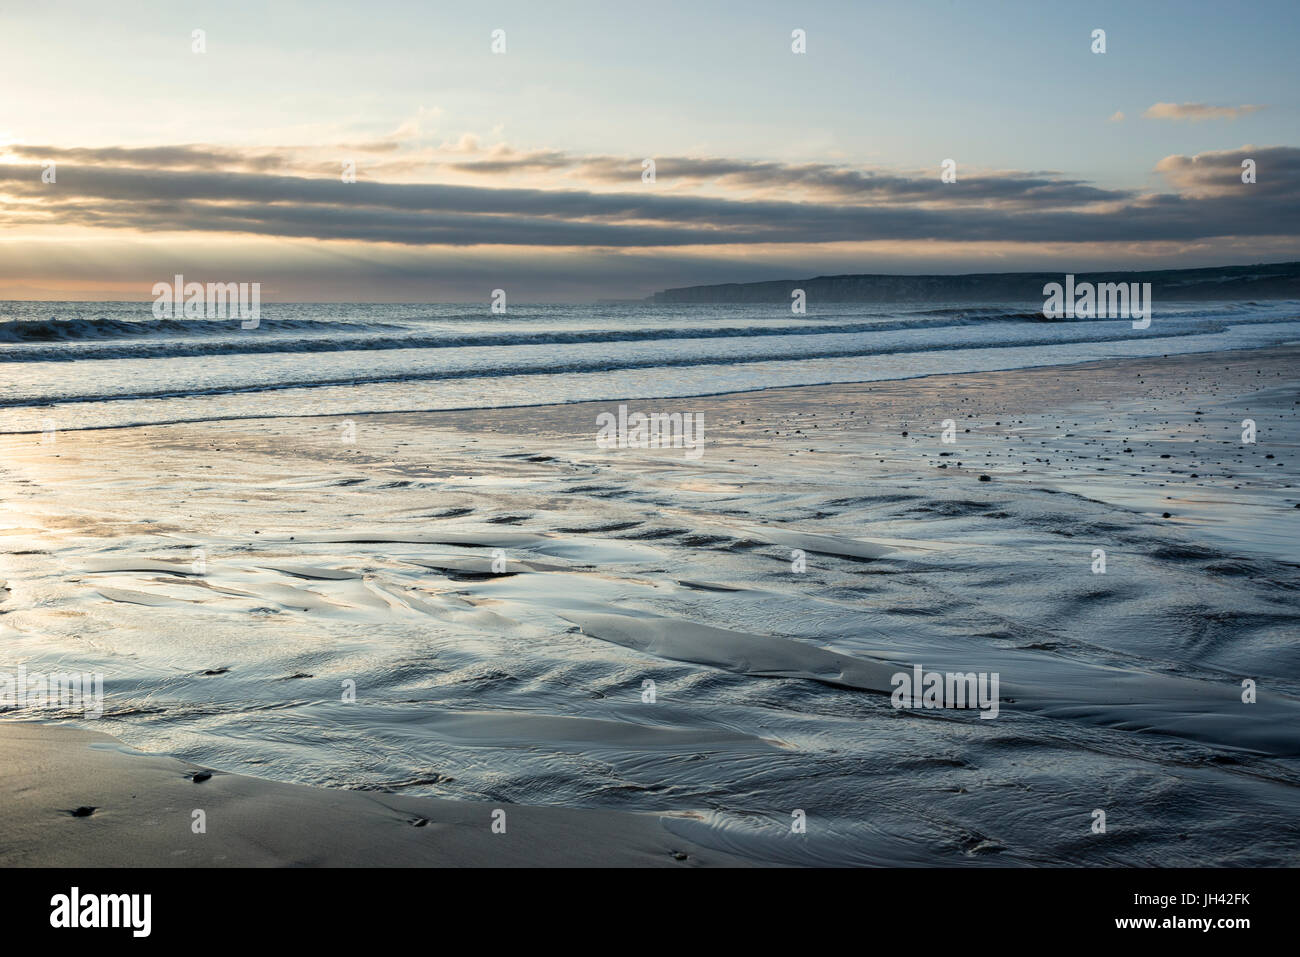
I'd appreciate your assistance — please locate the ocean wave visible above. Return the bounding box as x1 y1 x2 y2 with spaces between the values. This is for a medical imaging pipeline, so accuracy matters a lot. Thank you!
0 323 1252 409
4 311 1295 363
0 315 404 344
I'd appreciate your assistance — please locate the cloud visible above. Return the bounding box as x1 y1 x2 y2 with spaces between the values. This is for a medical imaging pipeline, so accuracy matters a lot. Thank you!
1154 145 1298 197
0 143 1295 251
1108 111 1125 123
443 148 1126 207
0 139 1144 209
1143 102 1266 122
3 144 292 172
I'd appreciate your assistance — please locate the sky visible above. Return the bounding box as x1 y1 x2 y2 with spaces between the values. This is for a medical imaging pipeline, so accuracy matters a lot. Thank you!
2 0 1298 301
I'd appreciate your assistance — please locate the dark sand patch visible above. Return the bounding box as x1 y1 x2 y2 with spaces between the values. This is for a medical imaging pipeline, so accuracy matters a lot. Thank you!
0 723 753 867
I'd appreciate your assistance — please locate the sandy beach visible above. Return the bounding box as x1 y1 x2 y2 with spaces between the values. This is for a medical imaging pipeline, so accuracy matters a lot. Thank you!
2 347 1298 866
0 723 750 866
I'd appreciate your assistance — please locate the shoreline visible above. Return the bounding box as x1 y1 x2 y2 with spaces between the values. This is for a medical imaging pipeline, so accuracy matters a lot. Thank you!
2 341 1296 437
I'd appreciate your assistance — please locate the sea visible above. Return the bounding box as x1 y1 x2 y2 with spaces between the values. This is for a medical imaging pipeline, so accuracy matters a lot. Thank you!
1 299 1298 432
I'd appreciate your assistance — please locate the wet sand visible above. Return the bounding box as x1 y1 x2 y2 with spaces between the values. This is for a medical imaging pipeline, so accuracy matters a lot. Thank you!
2 347 1298 866
0 723 749 866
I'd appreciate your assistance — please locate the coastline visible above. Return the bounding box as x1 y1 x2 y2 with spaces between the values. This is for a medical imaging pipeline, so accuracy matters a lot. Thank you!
4 326 1299 436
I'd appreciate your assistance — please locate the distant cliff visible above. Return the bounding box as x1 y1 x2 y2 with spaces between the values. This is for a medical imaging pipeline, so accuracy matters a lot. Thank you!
649 261 1300 303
